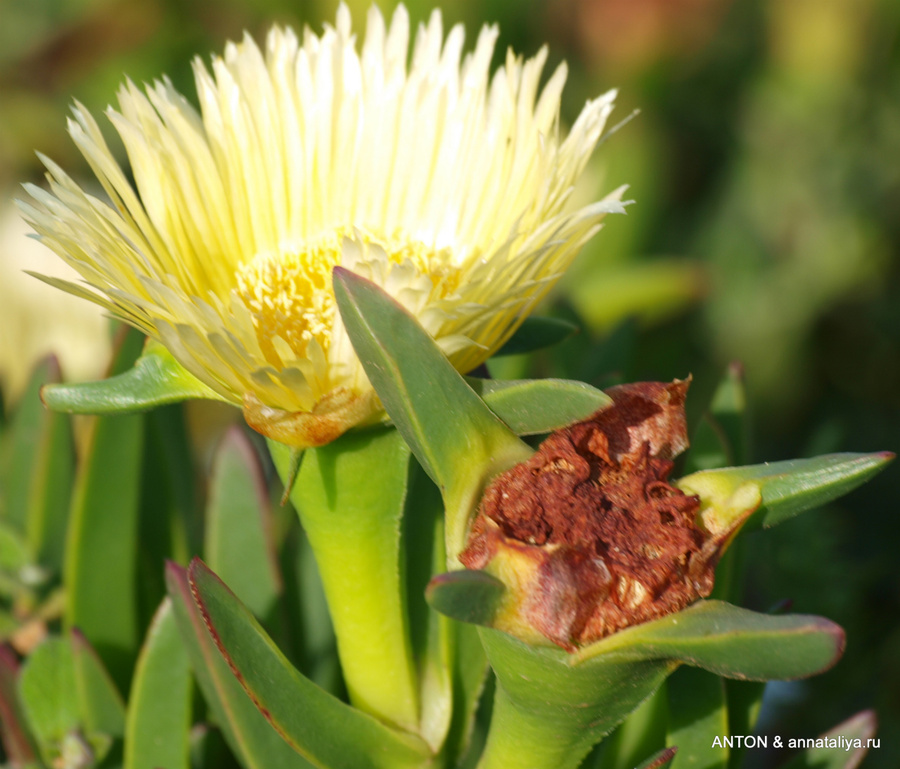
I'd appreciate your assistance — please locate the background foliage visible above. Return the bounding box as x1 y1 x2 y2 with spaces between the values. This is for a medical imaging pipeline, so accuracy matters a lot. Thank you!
1 0 898 765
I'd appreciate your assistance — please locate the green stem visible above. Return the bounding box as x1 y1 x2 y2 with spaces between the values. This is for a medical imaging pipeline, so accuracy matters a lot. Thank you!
476 685 598 769
269 429 420 734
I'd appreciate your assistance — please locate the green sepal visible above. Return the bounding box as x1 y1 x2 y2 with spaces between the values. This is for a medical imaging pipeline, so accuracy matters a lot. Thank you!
165 562 315 769
185 557 433 769
426 569 506 627
493 316 578 357
332 267 532 561
41 338 226 415
677 452 894 531
474 600 844 769
470 378 612 436
780 710 877 769
205 428 282 622
124 598 191 769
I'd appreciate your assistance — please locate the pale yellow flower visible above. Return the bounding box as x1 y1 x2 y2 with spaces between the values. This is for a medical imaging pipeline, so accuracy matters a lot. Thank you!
20 4 626 447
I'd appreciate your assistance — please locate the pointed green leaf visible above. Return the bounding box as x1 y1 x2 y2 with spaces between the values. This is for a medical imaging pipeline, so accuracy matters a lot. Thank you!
2 357 74 573
426 570 506 627
470 378 612 436
64 329 146 689
494 316 578 357
666 668 727 769
781 710 877 769
18 637 79 763
124 599 191 769
206 428 281 621
187 558 433 769
270 428 420 733
166 562 315 769
678 452 894 531
71 629 126 738
332 267 532 559
0 646 39 764
636 747 679 769
41 338 226 415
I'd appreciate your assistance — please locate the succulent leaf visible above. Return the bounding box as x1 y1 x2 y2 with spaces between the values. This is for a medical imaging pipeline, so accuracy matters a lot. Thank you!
494 316 579 357
124 598 191 769
41 338 226 415
332 267 532 561
184 558 433 769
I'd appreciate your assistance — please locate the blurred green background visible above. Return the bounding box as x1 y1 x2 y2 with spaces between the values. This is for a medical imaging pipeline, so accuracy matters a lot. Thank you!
1 0 898 764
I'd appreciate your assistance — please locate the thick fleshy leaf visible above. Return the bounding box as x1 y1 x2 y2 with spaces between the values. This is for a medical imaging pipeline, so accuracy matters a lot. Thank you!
64 329 146 689
494 316 578 357
333 267 532 560
473 600 843 769
166 562 315 769
665 668 728 769
41 338 226 415
124 598 191 769
187 558 433 769
270 428 420 733
780 710 877 769
0 645 38 763
591 688 666 769
678 453 894 531
2 357 74 574
206 428 281 621
470 378 612 435
18 637 80 764
71 629 126 738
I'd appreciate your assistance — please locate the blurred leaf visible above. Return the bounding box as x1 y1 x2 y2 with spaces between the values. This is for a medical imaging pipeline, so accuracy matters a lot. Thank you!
666 667 728 769
332 267 532 559
0 645 39 764
206 428 281 621
271 428 420 733
41 338 226 415
18 637 79 763
2 358 65 536
64 328 145 690
678 453 894 531
494 316 578 356
471 378 612 435
124 598 191 769
568 260 703 333
71 629 126 738
187 558 433 769
725 679 765 769
780 710 877 769
166 562 315 769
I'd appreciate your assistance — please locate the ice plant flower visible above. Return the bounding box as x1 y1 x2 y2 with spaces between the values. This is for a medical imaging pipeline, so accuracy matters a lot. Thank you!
19 3 626 447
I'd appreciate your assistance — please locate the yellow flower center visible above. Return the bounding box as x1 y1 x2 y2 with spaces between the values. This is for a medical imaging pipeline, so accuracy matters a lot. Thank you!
234 231 462 366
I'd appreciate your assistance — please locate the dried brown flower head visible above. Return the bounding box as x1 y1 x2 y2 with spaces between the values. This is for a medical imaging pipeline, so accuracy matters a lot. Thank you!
460 379 741 651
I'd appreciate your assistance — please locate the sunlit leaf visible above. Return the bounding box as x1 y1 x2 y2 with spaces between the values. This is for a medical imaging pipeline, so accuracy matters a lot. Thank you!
187 558 433 769
41 338 226 415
